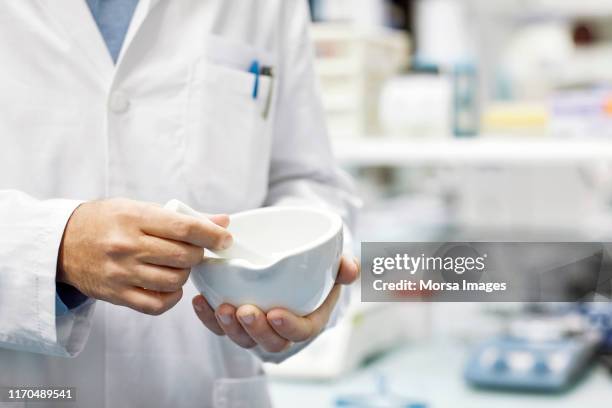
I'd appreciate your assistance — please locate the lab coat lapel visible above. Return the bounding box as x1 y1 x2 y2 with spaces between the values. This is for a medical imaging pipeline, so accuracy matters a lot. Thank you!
115 0 163 66
145 0 163 11
37 0 114 85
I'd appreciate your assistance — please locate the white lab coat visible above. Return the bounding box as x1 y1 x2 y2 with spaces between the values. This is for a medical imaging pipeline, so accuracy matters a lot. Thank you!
0 1 358 407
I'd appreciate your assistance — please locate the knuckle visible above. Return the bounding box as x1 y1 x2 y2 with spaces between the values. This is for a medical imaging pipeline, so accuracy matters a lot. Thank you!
105 264 127 281
143 299 167 316
139 305 158 316
151 306 168 316
104 236 134 256
178 269 191 285
153 290 182 315
174 219 196 240
171 247 192 267
164 272 187 290
186 248 204 265
137 291 181 316
167 273 182 287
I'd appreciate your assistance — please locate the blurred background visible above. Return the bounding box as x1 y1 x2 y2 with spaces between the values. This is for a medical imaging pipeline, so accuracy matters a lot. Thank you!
267 0 612 406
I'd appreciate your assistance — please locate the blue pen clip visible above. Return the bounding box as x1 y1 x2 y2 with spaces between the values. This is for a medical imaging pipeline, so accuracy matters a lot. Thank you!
249 60 260 100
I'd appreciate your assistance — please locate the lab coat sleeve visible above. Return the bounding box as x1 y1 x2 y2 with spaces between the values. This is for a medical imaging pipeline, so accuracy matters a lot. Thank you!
254 0 361 364
0 190 95 357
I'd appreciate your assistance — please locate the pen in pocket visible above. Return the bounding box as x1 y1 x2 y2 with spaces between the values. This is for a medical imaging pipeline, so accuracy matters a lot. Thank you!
249 60 260 100
260 66 274 119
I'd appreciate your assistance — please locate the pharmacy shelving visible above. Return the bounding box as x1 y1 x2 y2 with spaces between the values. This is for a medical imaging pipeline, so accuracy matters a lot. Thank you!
516 0 612 20
479 0 612 21
332 137 612 167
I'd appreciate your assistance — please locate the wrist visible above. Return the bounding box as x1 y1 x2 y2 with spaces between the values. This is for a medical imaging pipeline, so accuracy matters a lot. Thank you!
56 202 84 286
56 281 90 310
56 227 69 284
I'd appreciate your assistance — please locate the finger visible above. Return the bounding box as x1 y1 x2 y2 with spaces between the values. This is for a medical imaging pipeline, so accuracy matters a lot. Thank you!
192 295 224 336
138 235 204 268
208 214 230 228
215 304 257 349
121 287 183 316
140 206 233 250
306 284 342 329
236 305 290 353
336 256 360 285
127 264 190 292
267 284 342 342
149 201 230 228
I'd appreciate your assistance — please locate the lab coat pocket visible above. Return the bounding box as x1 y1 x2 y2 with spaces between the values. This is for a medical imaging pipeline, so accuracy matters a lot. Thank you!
213 376 272 408
185 58 274 213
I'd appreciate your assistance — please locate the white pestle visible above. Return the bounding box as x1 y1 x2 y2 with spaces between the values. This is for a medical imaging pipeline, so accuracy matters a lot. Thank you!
164 200 273 265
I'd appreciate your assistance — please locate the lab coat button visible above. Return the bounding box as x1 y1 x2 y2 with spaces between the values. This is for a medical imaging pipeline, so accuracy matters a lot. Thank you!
109 91 130 113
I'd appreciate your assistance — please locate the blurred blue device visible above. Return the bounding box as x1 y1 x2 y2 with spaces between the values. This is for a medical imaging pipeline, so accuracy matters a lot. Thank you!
577 304 612 352
335 375 427 408
464 335 599 392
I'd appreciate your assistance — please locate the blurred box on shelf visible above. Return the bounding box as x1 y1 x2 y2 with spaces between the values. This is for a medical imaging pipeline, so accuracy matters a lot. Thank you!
378 63 481 139
312 22 410 138
379 73 452 139
550 87 612 139
482 102 549 136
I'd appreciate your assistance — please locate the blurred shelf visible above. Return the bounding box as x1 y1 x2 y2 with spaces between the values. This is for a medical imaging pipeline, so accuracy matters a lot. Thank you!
332 137 612 167
315 59 361 76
